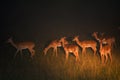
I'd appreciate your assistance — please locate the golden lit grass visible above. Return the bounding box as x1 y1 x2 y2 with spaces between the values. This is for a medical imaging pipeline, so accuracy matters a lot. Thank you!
33 48 120 80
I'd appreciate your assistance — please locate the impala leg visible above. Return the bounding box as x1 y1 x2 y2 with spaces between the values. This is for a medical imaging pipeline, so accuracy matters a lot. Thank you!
32 49 35 55
43 46 51 55
109 53 112 63
94 48 97 56
14 49 19 58
29 48 35 59
20 50 22 58
53 48 55 56
31 49 35 58
55 47 57 57
65 52 69 62
101 54 104 64
43 48 47 55
43 48 48 55
75 52 80 62
105 54 108 63
74 52 78 62
82 48 86 55
54 47 57 57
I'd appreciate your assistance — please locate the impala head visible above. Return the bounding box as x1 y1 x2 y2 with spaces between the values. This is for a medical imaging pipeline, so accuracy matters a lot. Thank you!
101 38 107 44
59 37 68 44
92 32 98 38
57 40 62 47
92 32 103 41
7 37 13 43
102 37 115 46
101 38 106 44
72 36 79 42
59 37 66 42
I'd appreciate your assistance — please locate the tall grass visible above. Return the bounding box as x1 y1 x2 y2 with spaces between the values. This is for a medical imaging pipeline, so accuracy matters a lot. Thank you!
33 48 120 80
2 48 120 80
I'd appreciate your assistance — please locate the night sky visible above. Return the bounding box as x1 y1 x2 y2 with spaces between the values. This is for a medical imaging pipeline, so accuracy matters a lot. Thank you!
1 0 120 47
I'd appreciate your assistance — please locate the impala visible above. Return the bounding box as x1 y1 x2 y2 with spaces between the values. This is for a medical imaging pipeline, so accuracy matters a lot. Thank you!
59 37 80 62
92 32 112 63
93 32 115 48
73 36 97 55
43 39 61 56
7 37 35 59
100 33 115 49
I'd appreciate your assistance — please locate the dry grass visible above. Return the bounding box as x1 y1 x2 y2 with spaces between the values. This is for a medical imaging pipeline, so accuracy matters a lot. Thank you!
2 48 120 80
33 48 120 80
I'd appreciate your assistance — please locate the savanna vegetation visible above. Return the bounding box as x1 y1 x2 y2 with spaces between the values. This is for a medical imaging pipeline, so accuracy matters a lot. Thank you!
1 46 120 80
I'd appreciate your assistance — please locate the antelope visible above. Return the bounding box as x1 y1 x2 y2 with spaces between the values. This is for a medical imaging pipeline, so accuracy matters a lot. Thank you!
100 33 115 50
43 39 61 56
7 37 35 59
92 32 112 64
73 36 97 55
59 37 80 62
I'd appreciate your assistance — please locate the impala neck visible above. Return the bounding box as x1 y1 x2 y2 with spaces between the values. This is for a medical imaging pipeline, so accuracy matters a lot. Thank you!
75 38 82 47
100 42 102 51
93 33 98 40
61 39 67 48
62 40 65 47
10 40 18 49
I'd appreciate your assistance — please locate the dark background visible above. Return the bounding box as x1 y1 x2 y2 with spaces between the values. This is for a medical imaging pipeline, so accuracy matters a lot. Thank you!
1 0 120 47
0 0 120 80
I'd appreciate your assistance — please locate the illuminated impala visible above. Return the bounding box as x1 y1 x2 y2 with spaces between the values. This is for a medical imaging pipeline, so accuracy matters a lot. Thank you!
7 37 35 59
43 39 61 56
59 37 80 62
92 32 112 63
73 36 97 55
100 33 115 49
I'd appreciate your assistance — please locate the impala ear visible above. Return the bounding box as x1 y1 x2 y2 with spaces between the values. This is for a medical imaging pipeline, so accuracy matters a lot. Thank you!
63 37 66 39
